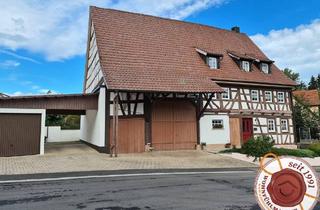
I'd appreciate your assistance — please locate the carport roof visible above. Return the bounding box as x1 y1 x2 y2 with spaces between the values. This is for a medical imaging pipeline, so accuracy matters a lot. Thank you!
0 93 98 111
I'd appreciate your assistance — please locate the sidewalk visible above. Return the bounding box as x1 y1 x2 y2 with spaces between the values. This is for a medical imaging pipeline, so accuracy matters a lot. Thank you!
0 150 256 175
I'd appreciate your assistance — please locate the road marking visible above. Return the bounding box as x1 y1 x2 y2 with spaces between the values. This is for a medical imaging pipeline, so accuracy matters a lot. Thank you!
0 171 254 184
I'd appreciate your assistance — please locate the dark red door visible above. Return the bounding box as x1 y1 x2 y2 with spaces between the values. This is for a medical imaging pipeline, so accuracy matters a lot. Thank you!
242 118 253 144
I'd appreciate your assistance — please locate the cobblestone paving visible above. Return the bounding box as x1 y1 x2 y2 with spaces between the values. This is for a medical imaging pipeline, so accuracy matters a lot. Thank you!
0 143 256 175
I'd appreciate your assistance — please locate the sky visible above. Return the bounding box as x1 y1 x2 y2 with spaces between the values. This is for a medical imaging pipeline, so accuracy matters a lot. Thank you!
0 0 319 96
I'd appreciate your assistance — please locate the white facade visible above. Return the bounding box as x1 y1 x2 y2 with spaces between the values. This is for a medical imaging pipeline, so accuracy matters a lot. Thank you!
45 126 81 143
0 108 46 155
200 114 230 145
80 87 106 147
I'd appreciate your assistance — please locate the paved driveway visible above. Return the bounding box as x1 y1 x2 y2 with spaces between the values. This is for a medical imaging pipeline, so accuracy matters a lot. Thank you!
0 142 256 175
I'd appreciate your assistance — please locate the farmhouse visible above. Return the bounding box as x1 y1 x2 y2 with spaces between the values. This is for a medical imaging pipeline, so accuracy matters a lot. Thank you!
0 6 296 156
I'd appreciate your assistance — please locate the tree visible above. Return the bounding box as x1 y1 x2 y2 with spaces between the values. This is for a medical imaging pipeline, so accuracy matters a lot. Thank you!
283 68 300 82
282 68 307 90
308 76 318 90
317 74 320 90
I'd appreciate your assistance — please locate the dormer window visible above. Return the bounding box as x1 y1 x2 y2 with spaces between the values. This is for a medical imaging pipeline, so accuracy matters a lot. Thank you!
206 56 218 69
241 61 250 72
261 63 270 74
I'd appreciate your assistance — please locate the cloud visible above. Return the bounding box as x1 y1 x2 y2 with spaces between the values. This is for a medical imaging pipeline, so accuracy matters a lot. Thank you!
0 60 20 68
0 49 40 64
0 0 225 61
251 19 320 81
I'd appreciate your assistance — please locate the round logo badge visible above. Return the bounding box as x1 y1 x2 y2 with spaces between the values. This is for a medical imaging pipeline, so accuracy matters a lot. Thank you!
254 153 319 210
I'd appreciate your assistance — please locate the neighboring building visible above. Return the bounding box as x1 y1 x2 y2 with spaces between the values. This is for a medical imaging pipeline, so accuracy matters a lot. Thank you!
293 89 320 113
0 7 296 157
0 93 9 98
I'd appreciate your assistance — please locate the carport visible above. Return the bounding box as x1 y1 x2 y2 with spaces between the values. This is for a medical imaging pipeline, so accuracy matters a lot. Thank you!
0 93 98 157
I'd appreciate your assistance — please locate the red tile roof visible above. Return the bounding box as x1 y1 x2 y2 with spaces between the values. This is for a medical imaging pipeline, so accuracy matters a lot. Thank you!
90 7 296 92
293 89 320 106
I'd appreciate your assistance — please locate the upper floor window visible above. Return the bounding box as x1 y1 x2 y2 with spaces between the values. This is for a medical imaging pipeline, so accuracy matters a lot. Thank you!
241 61 250 72
265 91 272 102
221 88 230 100
251 90 259 102
281 119 288 132
277 92 285 103
268 119 276 132
206 56 218 69
261 63 270 74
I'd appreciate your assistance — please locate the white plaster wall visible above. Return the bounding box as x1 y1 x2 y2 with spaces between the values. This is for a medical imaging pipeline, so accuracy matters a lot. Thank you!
0 108 46 155
45 126 81 142
200 114 230 144
80 87 105 147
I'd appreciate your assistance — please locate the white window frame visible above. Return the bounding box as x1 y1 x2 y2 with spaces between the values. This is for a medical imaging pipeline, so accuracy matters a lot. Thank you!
251 90 259 102
261 63 269 74
207 56 218 69
221 88 230 100
212 119 224 129
281 119 288 132
265 91 272 102
277 92 285 103
268 119 276 132
241 61 250 72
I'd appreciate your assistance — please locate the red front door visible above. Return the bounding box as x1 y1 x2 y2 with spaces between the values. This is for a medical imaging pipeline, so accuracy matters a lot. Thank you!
242 118 253 144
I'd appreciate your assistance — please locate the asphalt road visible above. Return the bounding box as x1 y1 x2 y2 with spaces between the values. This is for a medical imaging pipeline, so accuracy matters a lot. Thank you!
0 169 319 210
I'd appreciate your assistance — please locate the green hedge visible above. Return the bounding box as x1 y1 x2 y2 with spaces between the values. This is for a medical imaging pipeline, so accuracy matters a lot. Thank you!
271 147 317 158
308 143 320 156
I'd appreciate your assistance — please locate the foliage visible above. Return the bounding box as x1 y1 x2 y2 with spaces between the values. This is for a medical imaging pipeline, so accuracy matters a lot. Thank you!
308 75 318 90
46 114 64 126
46 114 80 129
308 143 320 156
219 148 243 154
271 147 317 158
242 136 274 161
283 68 300 82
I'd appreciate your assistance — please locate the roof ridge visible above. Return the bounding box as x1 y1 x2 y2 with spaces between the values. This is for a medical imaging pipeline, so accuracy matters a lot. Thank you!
90 5 248 37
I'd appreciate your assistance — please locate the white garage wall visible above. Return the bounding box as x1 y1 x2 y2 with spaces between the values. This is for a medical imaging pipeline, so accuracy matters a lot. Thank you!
80 87 105 147
200 114 230 145
45 126 81 142
0 108 46 155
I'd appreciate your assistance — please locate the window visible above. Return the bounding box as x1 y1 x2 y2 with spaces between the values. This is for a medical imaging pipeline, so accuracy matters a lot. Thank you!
281 119 288 132
241 61 250 72
207 57 218 69
268 119 276 132
251 90 259 102
265 91 272 102
212 93 217 99
277 92 285 103
261 63 269 74
221 88 230 100
212 119 223 129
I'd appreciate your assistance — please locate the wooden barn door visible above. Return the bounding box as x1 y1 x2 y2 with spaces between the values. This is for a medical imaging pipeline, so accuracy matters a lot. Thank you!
151 100 197 150
242 118 253 144
109 117 145 153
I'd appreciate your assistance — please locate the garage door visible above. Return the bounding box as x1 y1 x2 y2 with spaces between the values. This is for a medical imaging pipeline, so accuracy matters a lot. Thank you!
152 100 197 150
110 117 145 153
0 114 41 157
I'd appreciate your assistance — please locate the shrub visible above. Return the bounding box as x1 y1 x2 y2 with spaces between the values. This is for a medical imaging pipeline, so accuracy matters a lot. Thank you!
271 147 317 158
308 143 320 156
219 148 243 154
242 136 274 161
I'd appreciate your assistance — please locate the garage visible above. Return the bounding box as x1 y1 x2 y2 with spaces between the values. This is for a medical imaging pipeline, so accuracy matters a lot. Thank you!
0 113 41 157
151 100 197 150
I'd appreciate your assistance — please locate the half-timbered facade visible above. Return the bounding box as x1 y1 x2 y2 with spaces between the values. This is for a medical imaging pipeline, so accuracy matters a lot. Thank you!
80 6 296 154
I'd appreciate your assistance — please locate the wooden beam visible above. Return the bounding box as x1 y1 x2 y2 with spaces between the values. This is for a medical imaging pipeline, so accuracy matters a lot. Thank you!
197 93 214 119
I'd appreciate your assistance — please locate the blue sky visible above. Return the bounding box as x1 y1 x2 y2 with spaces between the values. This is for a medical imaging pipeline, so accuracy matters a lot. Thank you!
0 0 319 95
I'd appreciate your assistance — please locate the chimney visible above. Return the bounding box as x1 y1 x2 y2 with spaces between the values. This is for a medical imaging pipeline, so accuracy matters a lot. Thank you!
231 26 240 33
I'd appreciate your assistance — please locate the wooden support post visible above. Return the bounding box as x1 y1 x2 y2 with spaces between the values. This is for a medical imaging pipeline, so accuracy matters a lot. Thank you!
111 92 119 157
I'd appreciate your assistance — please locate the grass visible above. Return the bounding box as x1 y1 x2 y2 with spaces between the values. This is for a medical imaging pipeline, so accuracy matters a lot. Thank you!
308 143 320 156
